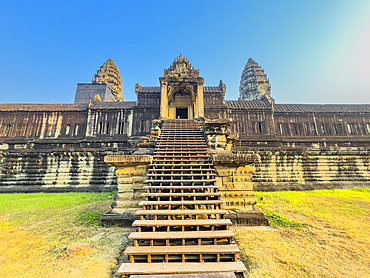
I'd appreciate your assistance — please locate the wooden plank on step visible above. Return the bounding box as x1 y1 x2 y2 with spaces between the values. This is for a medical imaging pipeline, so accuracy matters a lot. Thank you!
128 230 234 240
124 244 240 255
117 262 247 275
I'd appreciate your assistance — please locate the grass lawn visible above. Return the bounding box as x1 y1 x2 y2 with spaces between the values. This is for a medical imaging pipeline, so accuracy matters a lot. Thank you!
236 188 370 277
0 192 129 278
0 189 369 277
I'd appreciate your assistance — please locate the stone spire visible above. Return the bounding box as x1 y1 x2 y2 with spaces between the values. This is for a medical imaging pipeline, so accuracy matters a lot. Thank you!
239 58 271 102
92 58 124 101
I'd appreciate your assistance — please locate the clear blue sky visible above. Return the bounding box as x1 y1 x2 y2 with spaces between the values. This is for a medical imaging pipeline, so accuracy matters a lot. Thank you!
0 0 369 104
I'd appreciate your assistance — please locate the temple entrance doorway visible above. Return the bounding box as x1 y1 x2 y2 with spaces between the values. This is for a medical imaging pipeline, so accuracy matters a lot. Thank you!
176 107 188 119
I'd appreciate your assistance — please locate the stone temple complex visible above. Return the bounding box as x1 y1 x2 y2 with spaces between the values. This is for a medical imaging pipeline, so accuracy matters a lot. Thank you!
0 55 369 276
0 55 369 195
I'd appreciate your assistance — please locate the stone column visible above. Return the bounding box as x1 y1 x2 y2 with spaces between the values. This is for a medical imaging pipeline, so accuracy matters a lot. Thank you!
104 155 152 214
160 82 168 119
197 84 204 118
213 153 269 226
213 154 259 210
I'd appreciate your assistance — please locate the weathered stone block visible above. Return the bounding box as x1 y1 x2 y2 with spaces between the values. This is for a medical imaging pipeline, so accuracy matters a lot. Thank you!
117 192 133 199
105 155 152 167
104 154 152 215
117 177 132 184
132 176 146 184
115 200 140 209
132 184 145 190
117 185 133 193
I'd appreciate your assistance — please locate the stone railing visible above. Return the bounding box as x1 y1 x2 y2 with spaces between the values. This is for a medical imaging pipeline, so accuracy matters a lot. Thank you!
104 155 152 214
213 153 260 210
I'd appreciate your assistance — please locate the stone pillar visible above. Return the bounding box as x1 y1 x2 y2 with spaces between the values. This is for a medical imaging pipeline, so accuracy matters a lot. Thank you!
103 155 152 225
202 117 268 226
213 154 259 210
160 82 168 119
197 84 204 118
213 153 269 226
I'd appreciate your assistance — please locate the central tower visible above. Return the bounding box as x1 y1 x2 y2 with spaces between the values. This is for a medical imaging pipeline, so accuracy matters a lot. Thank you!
159 55 204 119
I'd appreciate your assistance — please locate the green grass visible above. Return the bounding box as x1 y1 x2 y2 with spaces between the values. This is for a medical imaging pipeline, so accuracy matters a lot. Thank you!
0 192 113 223
75 211 105 226
1 189 369 278
263 210 307 229
236 188 370 277
0 192 129 278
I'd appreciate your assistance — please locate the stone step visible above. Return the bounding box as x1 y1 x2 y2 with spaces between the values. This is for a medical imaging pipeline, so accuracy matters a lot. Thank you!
153 155 209 158
129 272 237 278
148 168 215 172
154 151 208 154
151 163 213 167
156 146 207 149
132 219 232 227
152 159 212 163
135 209 228 216
124 244 240 255
147 173 216 177
139 200 224 206
117 262 247 275
157 143 205 146
145 179 217 183
143 185 219 190
129 230 234 240
142 192 221 197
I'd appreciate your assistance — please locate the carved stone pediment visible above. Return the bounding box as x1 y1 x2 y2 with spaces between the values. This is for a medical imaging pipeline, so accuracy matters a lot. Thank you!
164 54 200 78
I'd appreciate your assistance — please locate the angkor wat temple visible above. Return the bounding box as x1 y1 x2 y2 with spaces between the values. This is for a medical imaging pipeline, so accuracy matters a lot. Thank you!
1 55 369 193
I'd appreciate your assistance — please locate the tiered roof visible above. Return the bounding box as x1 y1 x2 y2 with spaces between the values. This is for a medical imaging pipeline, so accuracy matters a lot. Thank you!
0 104 88 112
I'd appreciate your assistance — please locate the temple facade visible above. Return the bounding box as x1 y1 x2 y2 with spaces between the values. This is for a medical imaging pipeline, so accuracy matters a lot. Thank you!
0 55 369 192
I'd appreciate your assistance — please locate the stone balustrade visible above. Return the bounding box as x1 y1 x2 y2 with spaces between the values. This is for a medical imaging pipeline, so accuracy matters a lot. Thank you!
104 155 152 214
213 153 260 210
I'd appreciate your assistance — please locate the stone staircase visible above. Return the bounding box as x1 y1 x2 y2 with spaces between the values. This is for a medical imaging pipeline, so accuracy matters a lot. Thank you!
117 119 246 277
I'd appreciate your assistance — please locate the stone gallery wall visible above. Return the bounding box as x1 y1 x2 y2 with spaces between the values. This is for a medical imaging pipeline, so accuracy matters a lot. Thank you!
0 149 118 193
0 137 137 193
252 150 370 191
0 103 135 193
1 94 370 193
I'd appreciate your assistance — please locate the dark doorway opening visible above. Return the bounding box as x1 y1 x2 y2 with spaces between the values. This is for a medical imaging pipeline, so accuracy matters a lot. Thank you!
176 108 188 119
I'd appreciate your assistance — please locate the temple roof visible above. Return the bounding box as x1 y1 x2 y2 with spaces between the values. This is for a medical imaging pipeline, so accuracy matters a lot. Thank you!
0 104 88 112
226 100 272 110
0 102 137 112
89 101 136 109
135 86 224 94
2 101 369 113
275 104 370 113
136 86 161 93
226 100 370 113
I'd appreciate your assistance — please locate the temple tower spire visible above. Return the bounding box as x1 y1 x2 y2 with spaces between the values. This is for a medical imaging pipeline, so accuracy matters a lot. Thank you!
92 58 124 101
239 58 271 102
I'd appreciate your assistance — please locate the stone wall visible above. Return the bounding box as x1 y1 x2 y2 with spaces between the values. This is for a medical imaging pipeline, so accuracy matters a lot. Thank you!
0 148 120 193
1 97 370 193
251 150 370 191
0 139 135 193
